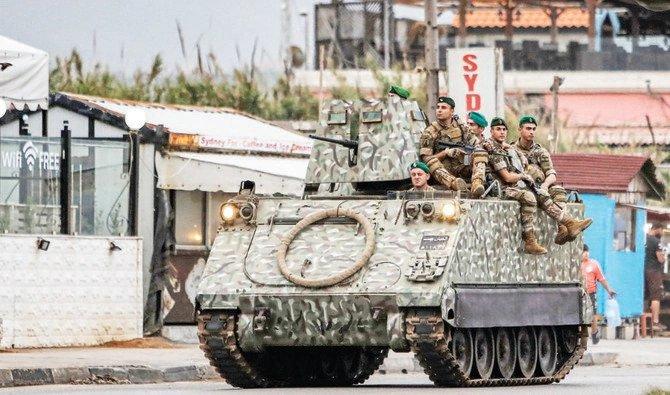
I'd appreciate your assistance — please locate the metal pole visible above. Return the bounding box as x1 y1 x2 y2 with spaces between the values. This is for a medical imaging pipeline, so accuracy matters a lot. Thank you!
128 131 140 236
587 0 597 51
550 76 563 153
425 0 439 122
383 0 390 69
458 0 467 48
301 12 309 69
60 121 72 235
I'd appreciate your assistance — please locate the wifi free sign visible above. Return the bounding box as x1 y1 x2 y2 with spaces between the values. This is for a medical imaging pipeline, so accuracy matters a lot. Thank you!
0 140 60 173
446 47 504 136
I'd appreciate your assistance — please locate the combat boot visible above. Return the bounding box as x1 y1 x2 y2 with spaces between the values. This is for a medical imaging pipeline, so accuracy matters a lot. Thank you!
563 217 593 240
522 231 548 255
554 224 569 245
451 178 467 192
470 179 485 198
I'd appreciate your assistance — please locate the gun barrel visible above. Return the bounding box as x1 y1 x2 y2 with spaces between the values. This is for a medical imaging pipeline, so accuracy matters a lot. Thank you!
308 134 358 150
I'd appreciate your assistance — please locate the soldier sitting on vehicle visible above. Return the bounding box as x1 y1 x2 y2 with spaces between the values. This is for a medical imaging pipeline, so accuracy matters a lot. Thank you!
513 115 572 244
407 161 436 192
484 117 592 255
466 111 488 142
419 96 487 197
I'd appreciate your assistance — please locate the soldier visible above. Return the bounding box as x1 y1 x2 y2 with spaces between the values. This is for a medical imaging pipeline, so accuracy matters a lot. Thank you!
408 161 435 192
419 97 487 197
467 111 488 142
485 117 592 255
513 115 572 244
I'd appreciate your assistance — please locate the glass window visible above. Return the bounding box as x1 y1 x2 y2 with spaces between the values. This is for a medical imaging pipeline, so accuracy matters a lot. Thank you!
71 139 130 236
0 137 61 234
613 205 636 252
175 190 205 246
361 110 382 123
327 112 347 125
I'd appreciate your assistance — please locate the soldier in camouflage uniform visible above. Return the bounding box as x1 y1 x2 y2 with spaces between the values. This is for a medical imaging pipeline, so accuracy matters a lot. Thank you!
419 97 487 197
513 115 572 244
407 161 436 192
467 111 488 141
485 117 592 255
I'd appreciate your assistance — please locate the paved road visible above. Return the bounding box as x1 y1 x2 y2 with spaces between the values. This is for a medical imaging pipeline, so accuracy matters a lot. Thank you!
2 366 669 394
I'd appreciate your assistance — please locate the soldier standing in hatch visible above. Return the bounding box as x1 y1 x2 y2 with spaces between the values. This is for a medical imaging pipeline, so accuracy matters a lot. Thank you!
513 115 572 244
484 117 592 255
407 161 436 192
419 97 487 197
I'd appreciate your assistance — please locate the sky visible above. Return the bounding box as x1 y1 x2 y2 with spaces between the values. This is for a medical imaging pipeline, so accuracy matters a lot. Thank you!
0 0 319 79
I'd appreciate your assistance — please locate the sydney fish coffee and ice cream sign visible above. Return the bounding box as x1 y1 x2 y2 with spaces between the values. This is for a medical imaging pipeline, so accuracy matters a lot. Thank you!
1 139 61 175
446 47 504 136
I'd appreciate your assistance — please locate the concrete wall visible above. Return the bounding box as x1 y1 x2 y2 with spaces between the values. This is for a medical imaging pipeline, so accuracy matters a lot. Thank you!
582 193 645 318
0 234 142 349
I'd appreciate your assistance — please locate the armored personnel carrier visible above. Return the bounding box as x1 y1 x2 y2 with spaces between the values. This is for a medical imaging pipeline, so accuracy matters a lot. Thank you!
195 94 592 388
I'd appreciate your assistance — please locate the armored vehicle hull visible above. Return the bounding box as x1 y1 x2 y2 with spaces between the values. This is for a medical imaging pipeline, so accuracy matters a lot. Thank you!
196 193 591 387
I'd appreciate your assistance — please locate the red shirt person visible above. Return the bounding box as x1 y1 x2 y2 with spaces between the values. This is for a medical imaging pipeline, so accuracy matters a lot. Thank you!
580 244 616 344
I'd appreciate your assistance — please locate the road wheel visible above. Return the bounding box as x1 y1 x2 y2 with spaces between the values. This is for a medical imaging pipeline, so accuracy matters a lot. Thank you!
494 328 516 379
537 327 558 376
451 328 474 378
516 327 537 378
473 328 495 379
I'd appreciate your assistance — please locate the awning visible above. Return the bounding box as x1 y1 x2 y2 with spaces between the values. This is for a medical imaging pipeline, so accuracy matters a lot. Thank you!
155 151 308 196
0 35 48 111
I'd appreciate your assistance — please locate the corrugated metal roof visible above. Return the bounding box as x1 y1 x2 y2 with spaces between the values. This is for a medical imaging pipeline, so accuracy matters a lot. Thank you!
451 7 589 29
57 92 313 156
569 126 670 146
553 153 663 196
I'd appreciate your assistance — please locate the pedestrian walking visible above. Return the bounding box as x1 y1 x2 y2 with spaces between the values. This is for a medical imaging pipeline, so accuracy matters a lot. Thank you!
581 244 616 344
645 222 667 332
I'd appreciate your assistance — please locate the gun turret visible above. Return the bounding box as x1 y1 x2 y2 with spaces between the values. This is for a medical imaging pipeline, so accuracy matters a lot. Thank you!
308 134 359 150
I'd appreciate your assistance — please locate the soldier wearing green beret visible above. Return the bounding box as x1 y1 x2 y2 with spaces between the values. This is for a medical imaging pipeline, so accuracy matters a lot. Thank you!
419 96 487 197
483 117 592 255
388 85 410 100
513 115 573 244
467 111 488 141
407 161 435 192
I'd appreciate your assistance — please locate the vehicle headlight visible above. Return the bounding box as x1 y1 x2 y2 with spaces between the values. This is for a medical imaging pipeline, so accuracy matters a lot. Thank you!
421 202 435 220
239 202 256 221
220 203 238 221
405 202 420 219
439 200 460 222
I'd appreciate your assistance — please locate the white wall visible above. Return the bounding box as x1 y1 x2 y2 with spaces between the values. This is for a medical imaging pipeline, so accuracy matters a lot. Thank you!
0 234 142 349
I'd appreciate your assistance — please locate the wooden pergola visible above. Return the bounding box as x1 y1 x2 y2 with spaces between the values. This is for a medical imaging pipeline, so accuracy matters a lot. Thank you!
396 0 599 49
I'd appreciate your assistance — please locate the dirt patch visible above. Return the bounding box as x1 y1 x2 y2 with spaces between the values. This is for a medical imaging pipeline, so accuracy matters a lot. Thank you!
98 337 181 349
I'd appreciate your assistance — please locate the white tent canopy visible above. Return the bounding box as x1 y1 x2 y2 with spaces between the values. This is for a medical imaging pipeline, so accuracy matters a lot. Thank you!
0 35 49 111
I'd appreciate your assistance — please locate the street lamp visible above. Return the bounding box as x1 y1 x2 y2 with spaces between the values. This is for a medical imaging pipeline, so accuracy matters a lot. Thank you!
0 98 7 119
124 108 146 130
300 11 309 70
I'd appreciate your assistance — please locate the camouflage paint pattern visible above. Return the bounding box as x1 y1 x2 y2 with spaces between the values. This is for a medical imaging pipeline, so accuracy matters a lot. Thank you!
305 97 424 184
236 294 403 351
197 196 589 351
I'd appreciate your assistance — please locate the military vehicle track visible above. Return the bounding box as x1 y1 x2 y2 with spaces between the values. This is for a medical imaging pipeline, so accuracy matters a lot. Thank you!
405 309 588 387
197 311 389 388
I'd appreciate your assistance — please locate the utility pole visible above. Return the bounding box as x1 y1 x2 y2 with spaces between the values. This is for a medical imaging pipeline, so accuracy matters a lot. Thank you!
457 0 467 48
550 76 564 153
424 0 439 122
383 0 390 69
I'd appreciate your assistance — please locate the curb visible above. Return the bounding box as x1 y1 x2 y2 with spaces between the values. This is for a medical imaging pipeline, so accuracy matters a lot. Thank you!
0 351 620 388
0 364 218 388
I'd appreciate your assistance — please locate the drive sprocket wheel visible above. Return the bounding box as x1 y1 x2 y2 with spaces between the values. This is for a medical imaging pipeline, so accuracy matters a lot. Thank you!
197 311 388 388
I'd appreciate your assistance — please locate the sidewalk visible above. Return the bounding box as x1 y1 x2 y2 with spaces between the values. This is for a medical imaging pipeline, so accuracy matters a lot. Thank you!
0 337 668 388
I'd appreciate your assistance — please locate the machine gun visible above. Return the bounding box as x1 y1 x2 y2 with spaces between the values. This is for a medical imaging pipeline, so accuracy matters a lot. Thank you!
309 134 359 150
434 141 476 165
309 134 359 166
